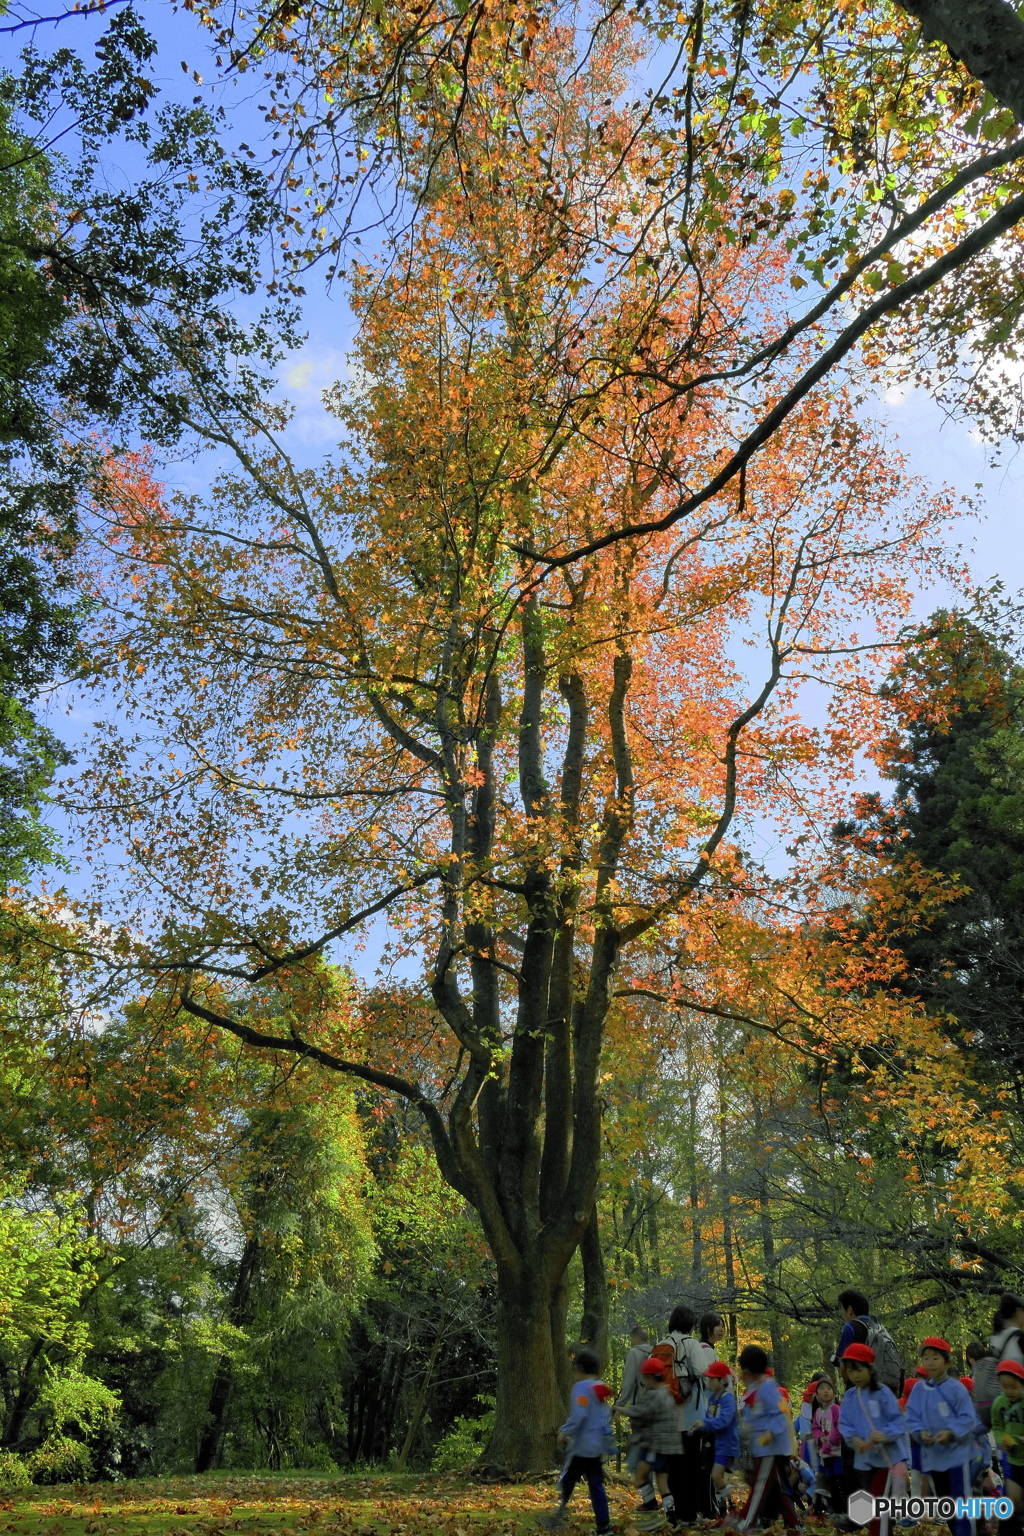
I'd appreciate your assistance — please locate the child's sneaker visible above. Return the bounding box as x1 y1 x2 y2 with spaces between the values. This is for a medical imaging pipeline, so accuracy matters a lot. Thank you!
635 1512 668 1532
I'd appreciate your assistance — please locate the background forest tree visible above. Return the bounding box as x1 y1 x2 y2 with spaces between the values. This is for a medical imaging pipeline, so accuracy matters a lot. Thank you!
2 0 1024 1486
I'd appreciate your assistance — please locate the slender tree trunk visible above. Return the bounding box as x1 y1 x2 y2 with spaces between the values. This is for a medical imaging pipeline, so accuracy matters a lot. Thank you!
195 1233 260 1473
753 1107 787 1382
643 1162 661 1280
396 1328 444 1468
718 1066 737 1349
485 1271 567 1472
1 1338 44 1448
689 1143 703 1281
579 1204 609 1367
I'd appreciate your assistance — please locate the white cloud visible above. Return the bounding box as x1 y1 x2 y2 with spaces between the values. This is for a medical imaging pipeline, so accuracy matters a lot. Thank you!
285 358 316 389
277 343 354 452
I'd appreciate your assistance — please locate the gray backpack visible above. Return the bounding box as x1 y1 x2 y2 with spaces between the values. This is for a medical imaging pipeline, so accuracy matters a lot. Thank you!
863 1320 904 1395
973 1354 1002 1427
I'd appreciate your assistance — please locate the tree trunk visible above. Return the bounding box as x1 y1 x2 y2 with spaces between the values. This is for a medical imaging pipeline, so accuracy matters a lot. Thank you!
195 1233 260 1473
753 1107 788 1382
718 1064 737 1349
551 1275 573 1401
579 1204 609 1368
396 1327 444 1468
484 1273 566 1472
895 0 1024 126
1 1338 44 1448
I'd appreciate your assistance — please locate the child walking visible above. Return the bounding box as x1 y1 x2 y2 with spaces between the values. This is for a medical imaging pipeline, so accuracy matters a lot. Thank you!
837 1343 909 1536
808 1376 845 1515
731 1345 799 1531
616 1356 684 1530
991 1359 1024 1523
692 1360 740 1517
541 1349 615 1535
904 1337 979 1536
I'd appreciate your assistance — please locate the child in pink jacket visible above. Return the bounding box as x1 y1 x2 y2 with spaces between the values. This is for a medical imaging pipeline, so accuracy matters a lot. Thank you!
809 1378 844 1515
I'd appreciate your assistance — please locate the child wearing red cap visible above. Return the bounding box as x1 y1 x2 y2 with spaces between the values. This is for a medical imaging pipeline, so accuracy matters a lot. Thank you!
992 1360 1024 1519
615 1355 683 1530
904 1338 979 1536
838 1344 909 1536
691 1361 739 1515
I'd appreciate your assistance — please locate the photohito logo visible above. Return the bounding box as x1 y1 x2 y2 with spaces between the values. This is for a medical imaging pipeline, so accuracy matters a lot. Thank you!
847 1492 1013 1524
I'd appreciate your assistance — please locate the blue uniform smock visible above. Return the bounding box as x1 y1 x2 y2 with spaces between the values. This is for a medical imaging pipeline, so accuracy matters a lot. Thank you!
700 1388 740 1462
904 1375 978 1473
838 1384 909 1471
559 1378 615 1459
740 1376 792 1458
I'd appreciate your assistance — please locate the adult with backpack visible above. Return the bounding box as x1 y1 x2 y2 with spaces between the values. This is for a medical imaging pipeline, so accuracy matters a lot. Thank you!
989 1294 1024 1371
651 1304 711 1525
617 1327 655 1473
833 1290 905 1396
833 1291 904 1525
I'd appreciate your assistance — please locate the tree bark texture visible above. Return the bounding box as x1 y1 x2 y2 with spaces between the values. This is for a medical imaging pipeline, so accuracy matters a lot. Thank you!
895 0 1024 126
579 1204 610 1368
490 1272 572 1471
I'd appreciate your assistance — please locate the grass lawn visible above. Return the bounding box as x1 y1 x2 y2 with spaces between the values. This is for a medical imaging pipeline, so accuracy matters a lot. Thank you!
1 1471 962 1536
0 1470 638 1536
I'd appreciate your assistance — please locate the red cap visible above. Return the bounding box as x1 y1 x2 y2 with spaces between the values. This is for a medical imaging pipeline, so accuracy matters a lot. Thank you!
706 1361 732 1379
920 1337 952 1356
959 1377 974 1393
915 1366 929 1378
997 1360 1024 1382
841 1343 876 1365
594 1383 613 1402
640 1357 665 1376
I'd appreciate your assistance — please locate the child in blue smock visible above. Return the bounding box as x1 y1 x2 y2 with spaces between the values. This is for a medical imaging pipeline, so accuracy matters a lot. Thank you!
735 1346 798 1531
904 1337 980 1536
838 1343 909 1536
692 1360 739 1515
540 1349 614 1535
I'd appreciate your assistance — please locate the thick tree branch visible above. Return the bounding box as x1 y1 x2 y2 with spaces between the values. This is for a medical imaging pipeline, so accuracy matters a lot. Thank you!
532 183 1024 572
157 873 440 983
177 991 475 1202
0 0 129 31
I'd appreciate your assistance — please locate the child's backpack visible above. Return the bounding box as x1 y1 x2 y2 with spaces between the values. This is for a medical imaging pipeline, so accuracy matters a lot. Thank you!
973 1354 1001 1427
650 1337 699 1407
863 1320 904 1395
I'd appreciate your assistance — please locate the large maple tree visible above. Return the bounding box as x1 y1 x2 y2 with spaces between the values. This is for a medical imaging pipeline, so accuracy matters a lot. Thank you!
68 13 978 1467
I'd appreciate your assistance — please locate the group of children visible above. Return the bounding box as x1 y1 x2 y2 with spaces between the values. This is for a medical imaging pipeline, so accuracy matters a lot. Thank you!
540 1334 1024 1536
